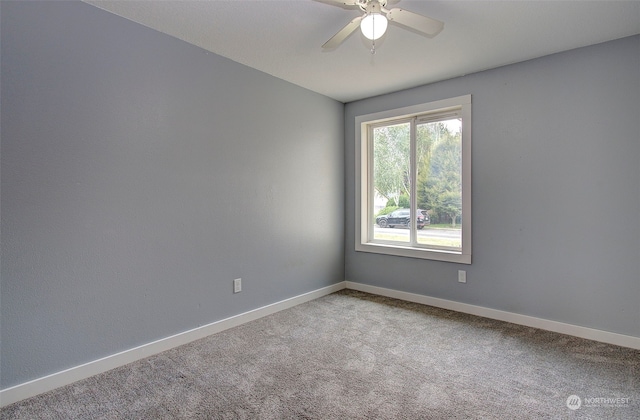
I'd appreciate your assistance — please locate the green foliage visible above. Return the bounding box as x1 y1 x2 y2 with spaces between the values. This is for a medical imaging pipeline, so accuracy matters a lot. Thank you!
373 118 462 226
417 121 462 226
386 195 409 208
373 123 410 206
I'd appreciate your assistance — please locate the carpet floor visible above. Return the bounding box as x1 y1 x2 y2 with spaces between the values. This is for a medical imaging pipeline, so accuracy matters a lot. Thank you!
2 290 639 419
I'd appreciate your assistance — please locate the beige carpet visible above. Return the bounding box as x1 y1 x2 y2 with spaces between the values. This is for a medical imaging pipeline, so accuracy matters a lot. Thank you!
2 290 639 419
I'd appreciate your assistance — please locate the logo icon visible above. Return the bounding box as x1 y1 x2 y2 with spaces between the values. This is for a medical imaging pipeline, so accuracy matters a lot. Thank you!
567 395 582 410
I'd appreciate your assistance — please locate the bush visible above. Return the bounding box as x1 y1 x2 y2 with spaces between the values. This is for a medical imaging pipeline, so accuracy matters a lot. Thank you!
385 195 410 208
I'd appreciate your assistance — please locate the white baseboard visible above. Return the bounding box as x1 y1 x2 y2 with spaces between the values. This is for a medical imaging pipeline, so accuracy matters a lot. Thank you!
345 281 640 350
0 282 347 408
4 280 638 407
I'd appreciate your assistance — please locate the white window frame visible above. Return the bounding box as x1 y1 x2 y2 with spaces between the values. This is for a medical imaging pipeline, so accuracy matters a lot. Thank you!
355 95 471 264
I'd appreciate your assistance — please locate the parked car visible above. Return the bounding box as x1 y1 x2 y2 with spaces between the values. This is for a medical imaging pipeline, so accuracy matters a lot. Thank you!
376 208 429 229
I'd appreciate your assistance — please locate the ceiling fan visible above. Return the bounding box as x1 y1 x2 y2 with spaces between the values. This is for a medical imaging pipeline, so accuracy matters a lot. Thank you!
321 0 444 51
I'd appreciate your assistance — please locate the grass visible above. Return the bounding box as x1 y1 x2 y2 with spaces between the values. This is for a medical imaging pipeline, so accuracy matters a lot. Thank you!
426 224 461 229
373 232 461 248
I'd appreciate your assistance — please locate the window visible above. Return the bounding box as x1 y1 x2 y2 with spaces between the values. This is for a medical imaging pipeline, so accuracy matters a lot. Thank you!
355 95 471 264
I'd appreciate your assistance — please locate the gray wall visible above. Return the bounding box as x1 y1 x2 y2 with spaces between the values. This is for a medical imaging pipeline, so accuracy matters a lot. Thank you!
345 35 640 339
345 36 640 337
1 1 344 388
2 0 638 394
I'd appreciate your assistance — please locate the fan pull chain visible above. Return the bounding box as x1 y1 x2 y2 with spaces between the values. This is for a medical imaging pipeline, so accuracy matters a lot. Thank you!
370 13 376 55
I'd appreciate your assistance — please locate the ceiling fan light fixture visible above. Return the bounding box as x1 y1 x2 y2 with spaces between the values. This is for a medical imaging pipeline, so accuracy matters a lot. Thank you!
321 0 443 51
360 12 388 40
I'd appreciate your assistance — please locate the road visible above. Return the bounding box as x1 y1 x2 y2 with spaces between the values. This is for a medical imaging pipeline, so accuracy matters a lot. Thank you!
374 227 460 239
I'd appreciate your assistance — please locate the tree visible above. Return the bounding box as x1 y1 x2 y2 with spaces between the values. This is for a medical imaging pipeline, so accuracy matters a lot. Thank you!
373 123 410 206
418 122 462 226
373 119 462 226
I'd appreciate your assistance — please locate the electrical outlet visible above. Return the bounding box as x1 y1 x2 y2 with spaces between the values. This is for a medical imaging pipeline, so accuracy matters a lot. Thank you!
458 270 466 283
233 278 242 293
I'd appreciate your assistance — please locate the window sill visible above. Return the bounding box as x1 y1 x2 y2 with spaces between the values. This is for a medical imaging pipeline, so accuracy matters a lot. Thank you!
355 242 471 264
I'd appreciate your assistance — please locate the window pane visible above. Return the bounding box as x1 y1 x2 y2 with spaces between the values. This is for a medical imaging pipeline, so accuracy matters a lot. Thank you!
372 122 410 243
416 118 462 249
356 95 471 263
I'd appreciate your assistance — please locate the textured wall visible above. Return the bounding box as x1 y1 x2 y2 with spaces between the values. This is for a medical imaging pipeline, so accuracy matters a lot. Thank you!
1 1 344 388
345 35 640 338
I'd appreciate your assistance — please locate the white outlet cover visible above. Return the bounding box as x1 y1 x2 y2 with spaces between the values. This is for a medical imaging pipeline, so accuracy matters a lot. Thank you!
458 270 466 283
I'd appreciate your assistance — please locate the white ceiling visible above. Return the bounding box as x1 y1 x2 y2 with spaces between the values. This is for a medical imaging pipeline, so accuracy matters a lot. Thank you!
85 0 640 103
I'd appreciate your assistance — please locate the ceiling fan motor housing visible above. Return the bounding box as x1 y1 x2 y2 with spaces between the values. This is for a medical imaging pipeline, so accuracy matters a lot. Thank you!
358 0 387 13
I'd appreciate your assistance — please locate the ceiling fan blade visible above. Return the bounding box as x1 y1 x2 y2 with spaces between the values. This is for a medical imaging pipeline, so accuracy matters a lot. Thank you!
322 15 364 49
329 0 360 5
386 8 444 37
317 0 360 9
